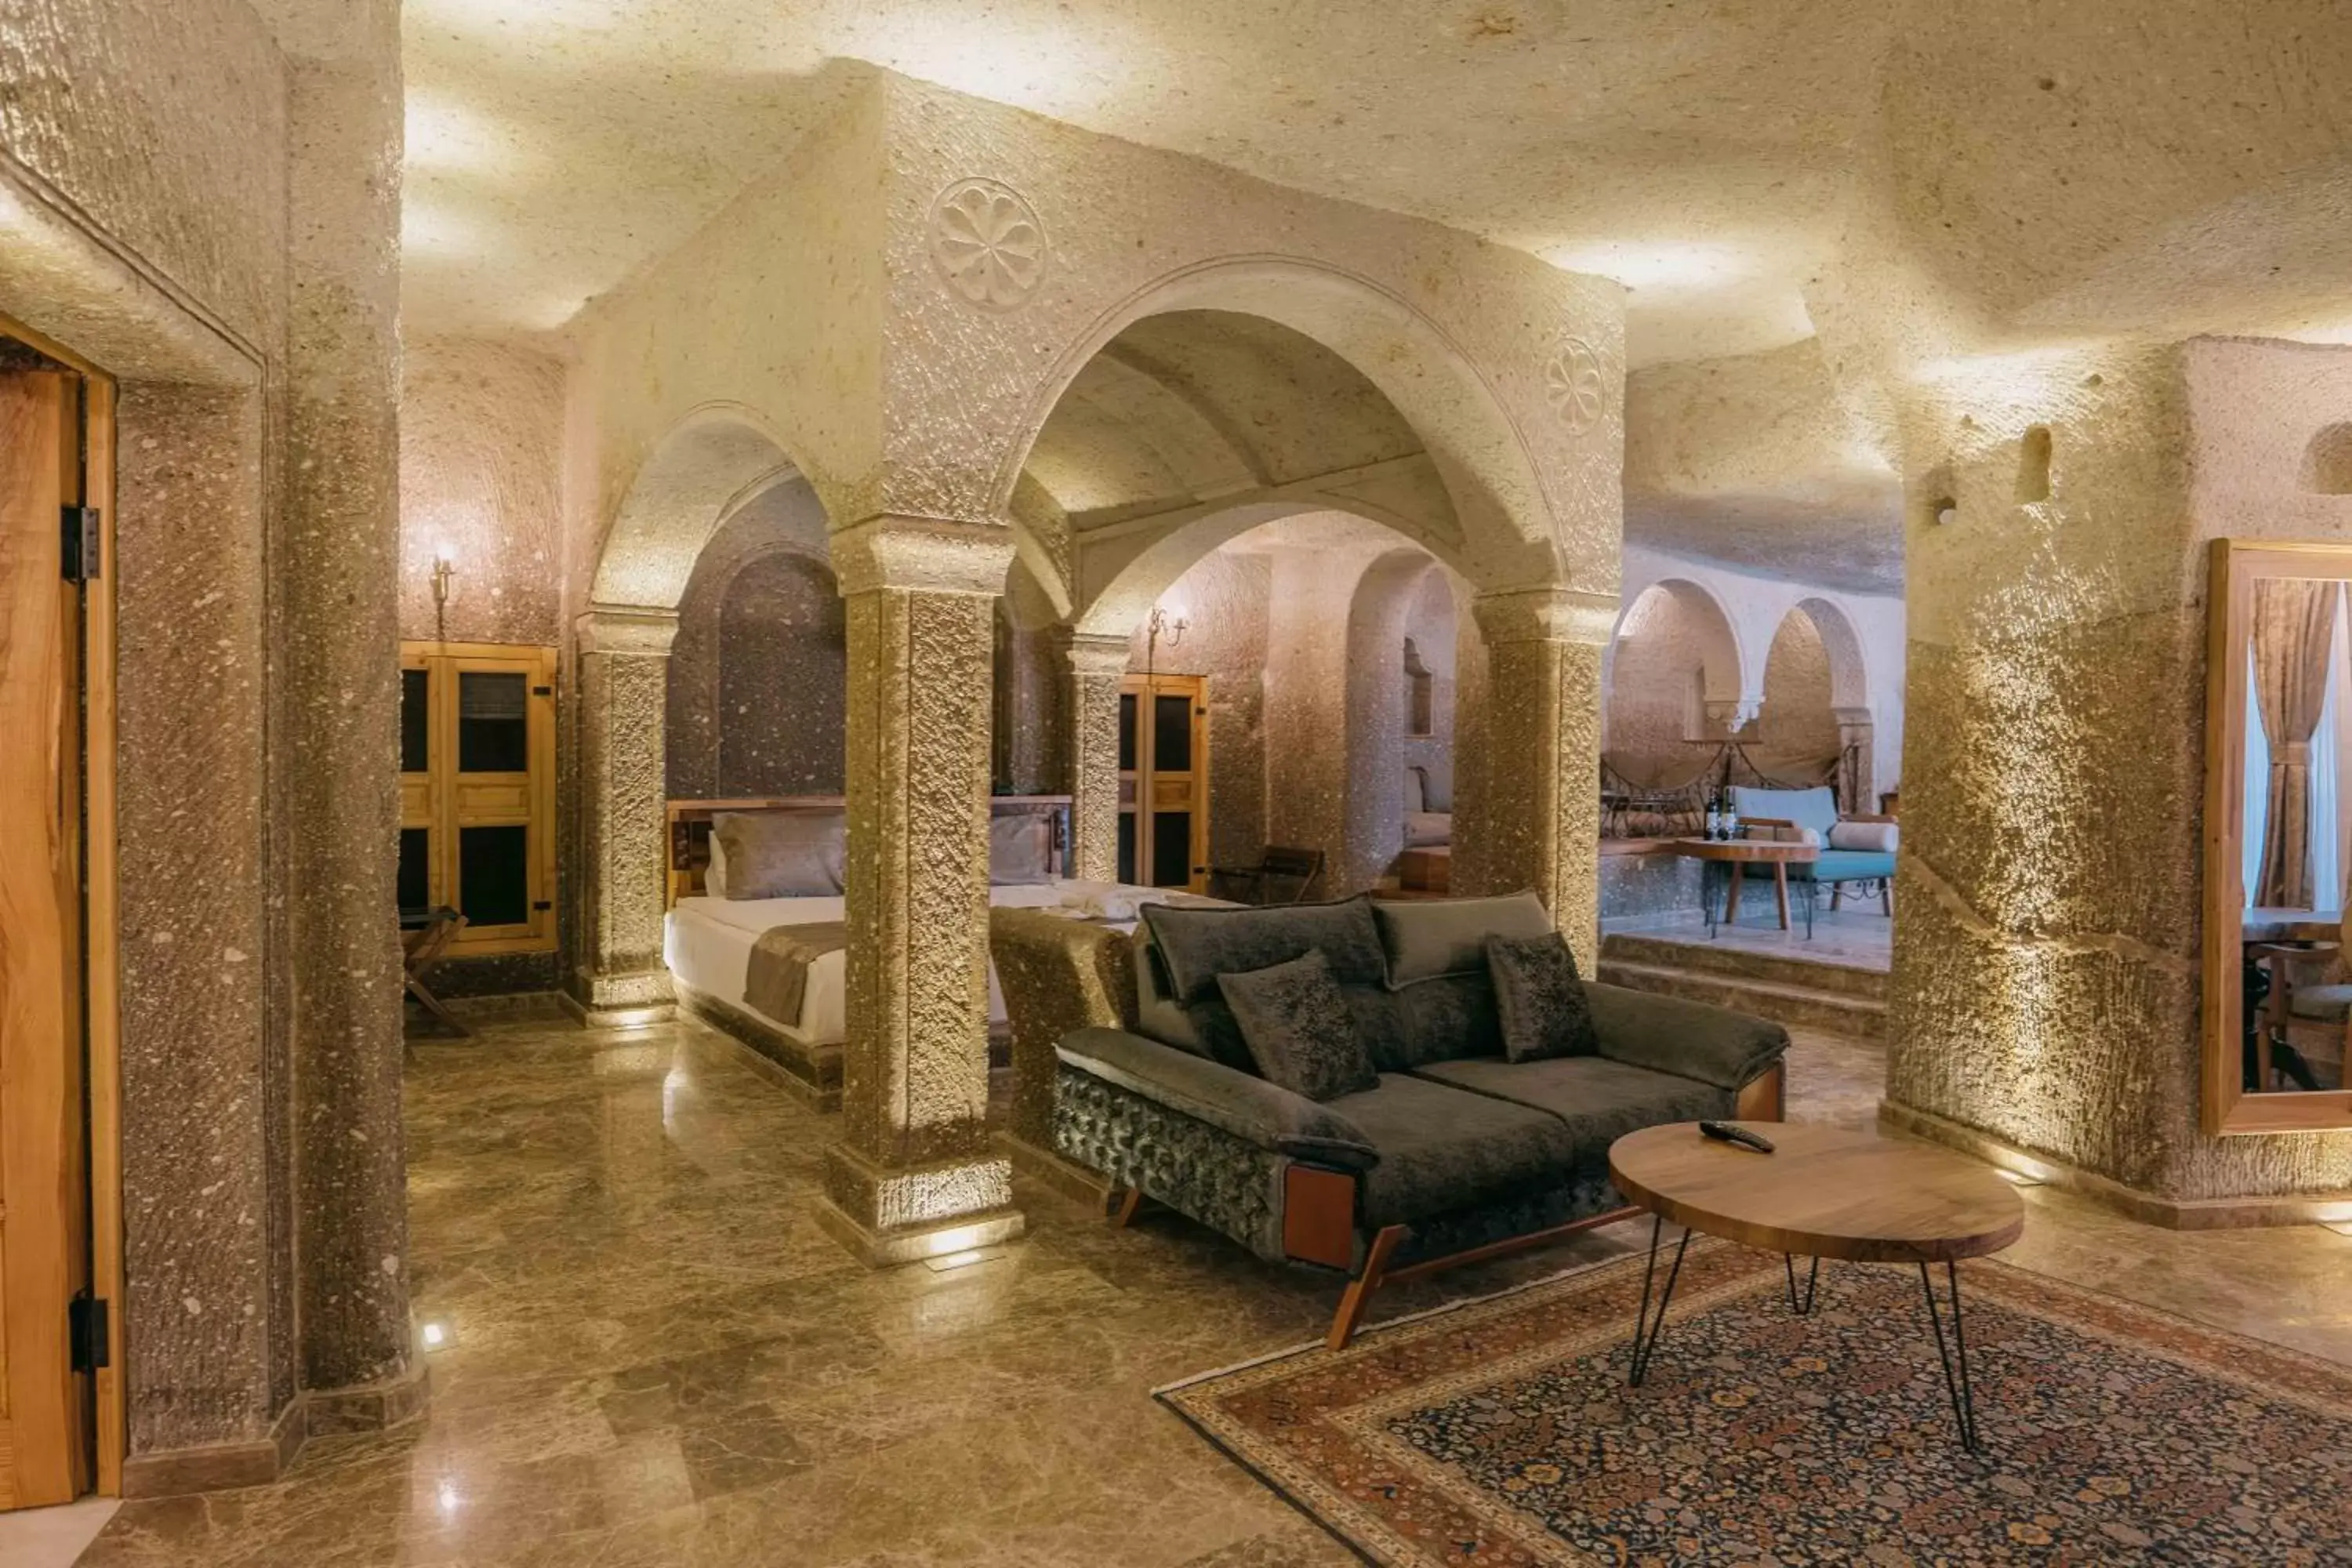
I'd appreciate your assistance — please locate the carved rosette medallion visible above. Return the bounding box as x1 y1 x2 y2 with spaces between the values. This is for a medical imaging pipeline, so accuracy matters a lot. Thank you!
929 179 1048 310
1544 336 1606 434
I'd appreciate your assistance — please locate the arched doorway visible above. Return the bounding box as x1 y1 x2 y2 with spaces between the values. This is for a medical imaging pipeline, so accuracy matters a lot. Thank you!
1021 299 1596 930
572 406 812 1019
1602 578 1747 833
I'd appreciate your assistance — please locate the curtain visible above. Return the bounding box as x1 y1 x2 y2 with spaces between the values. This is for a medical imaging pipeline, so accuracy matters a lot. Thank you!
2324 585 2343 907
2245 643 2269 906
2253 579 2337 908
2313 601 2342 914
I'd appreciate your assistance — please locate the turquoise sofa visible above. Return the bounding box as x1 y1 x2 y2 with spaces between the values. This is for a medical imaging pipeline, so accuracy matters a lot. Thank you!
1730 786 1896 908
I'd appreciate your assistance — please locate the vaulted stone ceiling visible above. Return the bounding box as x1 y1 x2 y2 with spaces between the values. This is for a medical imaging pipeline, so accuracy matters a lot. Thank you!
401 0 2352 592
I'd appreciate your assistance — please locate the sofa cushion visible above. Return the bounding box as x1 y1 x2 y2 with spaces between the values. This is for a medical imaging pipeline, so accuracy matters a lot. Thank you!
1743 848 1896 884
1582 982 1788 1091
1372 891 1552 987
1484 931 1601 1063
1216 953 1380 1102
1323 1074 1581 1229
1142 896 1386 1003
1828 820 1898 854
1383 970 1505 1072
1730 786 1838 837
1410 1055 1730 1179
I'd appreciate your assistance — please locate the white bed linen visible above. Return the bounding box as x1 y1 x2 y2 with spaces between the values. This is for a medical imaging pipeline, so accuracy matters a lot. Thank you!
662 879 1195 1044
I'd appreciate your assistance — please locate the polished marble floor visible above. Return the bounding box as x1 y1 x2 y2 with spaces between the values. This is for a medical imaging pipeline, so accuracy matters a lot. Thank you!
71 1012 2352 1566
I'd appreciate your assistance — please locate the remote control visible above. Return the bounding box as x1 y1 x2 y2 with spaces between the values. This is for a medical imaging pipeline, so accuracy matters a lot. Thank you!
1699 1120 1775 1154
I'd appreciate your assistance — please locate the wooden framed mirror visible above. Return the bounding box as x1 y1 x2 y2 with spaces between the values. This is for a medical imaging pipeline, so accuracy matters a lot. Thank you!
2202 538 2352 1134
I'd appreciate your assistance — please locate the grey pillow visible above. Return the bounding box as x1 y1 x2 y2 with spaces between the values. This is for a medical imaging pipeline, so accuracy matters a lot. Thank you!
712 809 847 898
1484 931 1600 1064
1142 895 1386 1003
1215 951 1379 1102
1374 891 1552 988
989 811 1056 885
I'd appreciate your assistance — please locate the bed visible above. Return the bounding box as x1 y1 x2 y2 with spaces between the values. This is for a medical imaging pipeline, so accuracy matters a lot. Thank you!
661 796 1218 1107
1402 764 1452 848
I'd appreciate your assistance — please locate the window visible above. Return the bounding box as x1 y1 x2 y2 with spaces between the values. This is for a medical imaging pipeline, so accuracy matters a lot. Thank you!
400 641 557 954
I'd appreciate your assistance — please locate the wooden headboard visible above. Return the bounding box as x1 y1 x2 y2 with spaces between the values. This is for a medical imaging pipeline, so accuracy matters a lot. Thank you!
666 794 1075 906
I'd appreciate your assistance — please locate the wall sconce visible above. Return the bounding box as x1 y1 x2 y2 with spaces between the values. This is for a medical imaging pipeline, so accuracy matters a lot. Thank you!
1149 604 1189 649
430 544 457 611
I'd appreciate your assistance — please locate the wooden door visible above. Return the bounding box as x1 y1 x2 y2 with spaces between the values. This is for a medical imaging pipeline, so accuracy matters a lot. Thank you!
0 368 96 1508
1117 673 1210 892
398 643 557 953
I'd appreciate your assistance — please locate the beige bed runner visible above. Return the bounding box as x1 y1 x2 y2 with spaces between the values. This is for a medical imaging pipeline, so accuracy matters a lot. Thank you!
743 920 849 1028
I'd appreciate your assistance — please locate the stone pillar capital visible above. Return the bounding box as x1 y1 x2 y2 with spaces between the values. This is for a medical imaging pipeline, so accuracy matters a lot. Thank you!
1831 705 1875 729
830 515 1017 598
576 604 679 655
1471 585 1618 647
1704 696 1762 735
1054 626 1134 678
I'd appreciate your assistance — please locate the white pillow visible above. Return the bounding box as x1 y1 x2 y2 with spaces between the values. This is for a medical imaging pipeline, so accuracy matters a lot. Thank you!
705 834 730 899
1828 821 1898 853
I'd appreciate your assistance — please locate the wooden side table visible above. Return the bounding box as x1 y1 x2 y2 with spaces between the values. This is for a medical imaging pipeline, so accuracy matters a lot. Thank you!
1609 1121 2025 1450
1667 837 1819 936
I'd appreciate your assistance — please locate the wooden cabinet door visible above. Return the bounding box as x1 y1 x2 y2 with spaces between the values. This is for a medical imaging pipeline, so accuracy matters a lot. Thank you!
1117 673 1210 892
0 368 95 1508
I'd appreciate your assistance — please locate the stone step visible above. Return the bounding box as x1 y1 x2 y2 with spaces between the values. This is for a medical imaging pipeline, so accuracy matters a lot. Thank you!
1601 931 1889 1002
1595 956 1887 1041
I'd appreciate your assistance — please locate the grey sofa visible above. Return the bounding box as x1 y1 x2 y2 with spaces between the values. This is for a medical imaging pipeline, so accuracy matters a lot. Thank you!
1051 891 1788 1347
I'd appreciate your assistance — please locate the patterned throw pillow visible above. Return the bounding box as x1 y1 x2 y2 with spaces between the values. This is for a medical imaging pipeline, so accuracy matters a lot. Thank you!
1215 951 1380 1102
1484 931 1601 1064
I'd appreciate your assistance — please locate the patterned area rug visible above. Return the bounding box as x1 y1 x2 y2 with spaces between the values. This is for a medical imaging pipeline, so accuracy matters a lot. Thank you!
1158 1242 2352 1566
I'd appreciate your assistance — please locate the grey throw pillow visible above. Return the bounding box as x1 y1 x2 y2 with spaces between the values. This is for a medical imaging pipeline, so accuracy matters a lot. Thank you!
1215 951 1379 1102
713 809 847 898
1484 931 1601 1064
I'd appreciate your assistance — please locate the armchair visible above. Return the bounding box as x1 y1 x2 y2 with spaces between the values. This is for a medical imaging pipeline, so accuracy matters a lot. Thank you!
1730 785 1897 916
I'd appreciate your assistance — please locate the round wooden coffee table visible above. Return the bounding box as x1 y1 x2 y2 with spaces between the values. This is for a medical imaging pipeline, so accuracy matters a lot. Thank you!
1668 837 1819 935
1607 1121 2025 1450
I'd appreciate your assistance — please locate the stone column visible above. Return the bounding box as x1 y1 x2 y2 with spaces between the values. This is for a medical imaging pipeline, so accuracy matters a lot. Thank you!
819 517 1025 1265
281 14 419 1418
1466 587 1615 969
1062 629 1130 881
572 607 680 1022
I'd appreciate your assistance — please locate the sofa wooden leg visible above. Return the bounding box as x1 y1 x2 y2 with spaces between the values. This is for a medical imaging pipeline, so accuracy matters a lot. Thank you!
1327 1225 1409 1351
1881 884 1893 916
1830 884 1842 912
1109 1186 1144 1228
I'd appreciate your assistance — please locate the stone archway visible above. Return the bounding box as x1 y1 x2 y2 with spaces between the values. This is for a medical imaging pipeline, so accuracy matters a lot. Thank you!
1791 595 1874 808
572 405 815 1018
1010 278 1610 942
1603 578 1750 782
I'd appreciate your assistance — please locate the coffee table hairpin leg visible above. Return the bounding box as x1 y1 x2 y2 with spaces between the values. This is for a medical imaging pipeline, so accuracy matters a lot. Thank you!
1784 1253 1820 1316
1627 1213 1693 1386
1918 1260 1982 1452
